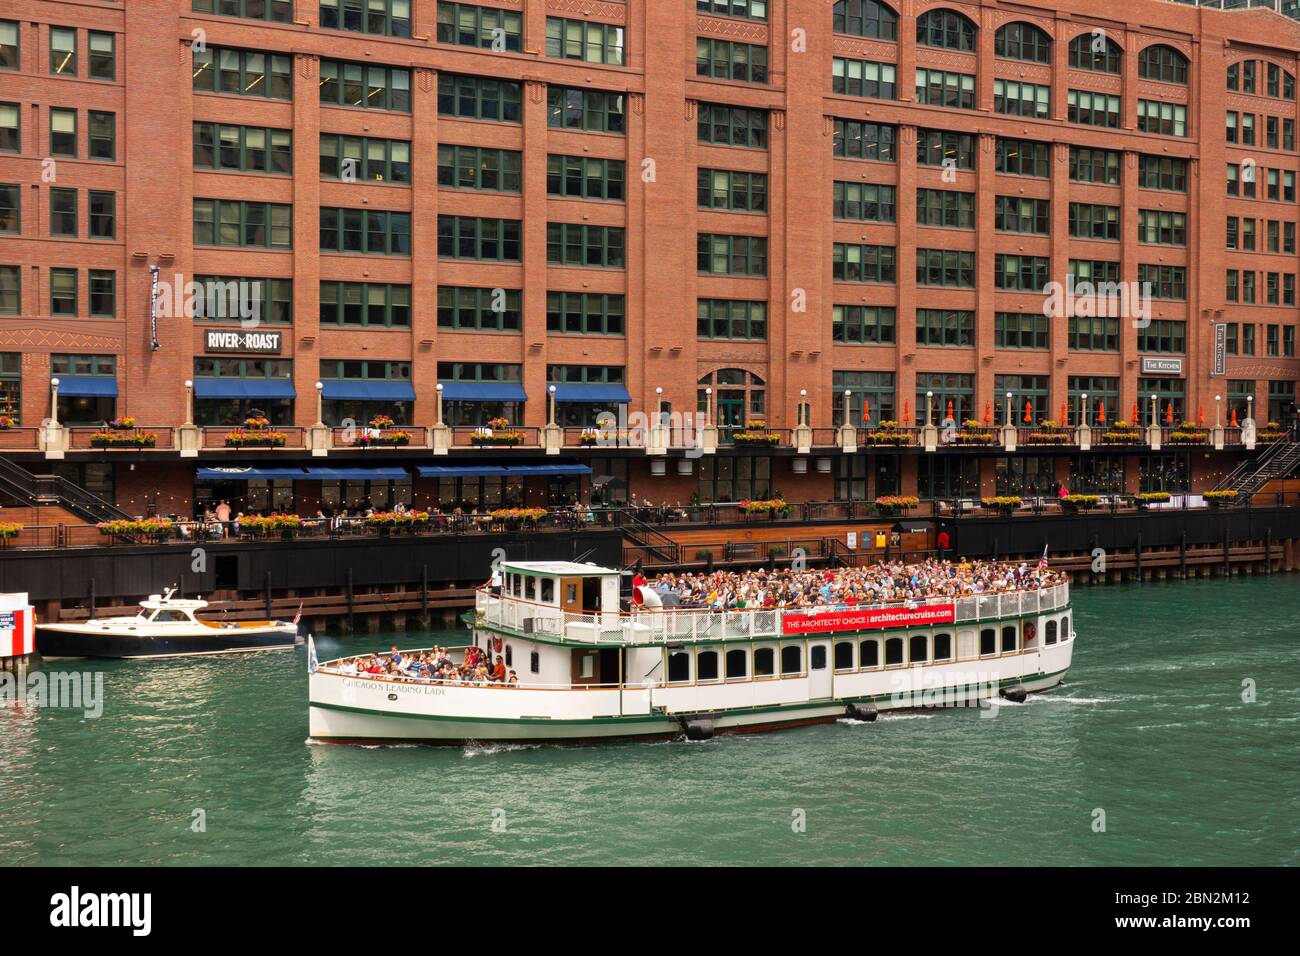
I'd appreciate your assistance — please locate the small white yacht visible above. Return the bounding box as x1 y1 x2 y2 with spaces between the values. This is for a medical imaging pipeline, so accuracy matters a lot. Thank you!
37 588 301 659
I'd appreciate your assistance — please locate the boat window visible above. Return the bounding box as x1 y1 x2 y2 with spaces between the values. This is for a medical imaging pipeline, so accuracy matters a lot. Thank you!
909 634 928 663
509 574 521 597
810 645 827 670
1060 614 1070 641
781 645 802 674
834 641 854 669
541 578 555 603
754 647 775 676
725 648 747 678
1001 624 1018 652
697 650 719 681
885 637 904 665
153 610 191 623
980 627 996 655
529 576 540 601
1023 622 1037 647
934 632 952 661
530 651 540 674
1045 619 1058 645
860 639 879 668
668 651 691 683
505 644 513 667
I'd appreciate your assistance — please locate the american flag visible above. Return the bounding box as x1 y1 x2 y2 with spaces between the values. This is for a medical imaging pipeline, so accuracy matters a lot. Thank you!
292 600 303 626
1038 543 1049 571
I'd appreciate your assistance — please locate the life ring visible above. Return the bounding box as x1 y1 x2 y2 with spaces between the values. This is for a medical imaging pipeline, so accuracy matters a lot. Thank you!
491 636 503 654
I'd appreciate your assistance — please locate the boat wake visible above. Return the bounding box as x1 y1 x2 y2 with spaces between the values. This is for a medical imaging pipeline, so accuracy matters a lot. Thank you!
462 740 542 758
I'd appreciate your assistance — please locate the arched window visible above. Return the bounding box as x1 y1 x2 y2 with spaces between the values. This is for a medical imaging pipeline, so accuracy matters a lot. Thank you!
1046 619 1058 644
980 627 997 655
725 648 748 678
1000 624 1017 652
934 632 953 661
995 22 1051 64
668 651 691 683
754 647 775 676
860 639 880 667
833 1 898 41
698 368 766 443
885 637 904 665
909 634 929 663
1061 614 1070 641
917 9 976 53
697 649 719 681
1069 33 1121 74
1139 44 1188 85
834 641 854 670
529 650 540 673
781 645 802 674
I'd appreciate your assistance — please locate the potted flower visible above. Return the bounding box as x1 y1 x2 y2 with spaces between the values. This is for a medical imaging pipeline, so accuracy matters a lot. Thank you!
241 513 301 539
471 417 525 446
1137 492 1170 510
578 427 602 447
1167 421 1209 446
1257 421 1287 442
0 415 14 430
1024 420 1071 446
368 414 395 430
1204 490 1239 508
0 521 22 547
1060 494 1100 513
863 420 912 446
732 419 780 447
243 415 271 431
1100 421 1142 445
353 429 412 448
981 495 1022 514
225 428 288 448
96 518 175 541
106 416 136 431
952 420 997 446
739 498 792 519
490 507 547 530
875 495 919 516
90 429 158 449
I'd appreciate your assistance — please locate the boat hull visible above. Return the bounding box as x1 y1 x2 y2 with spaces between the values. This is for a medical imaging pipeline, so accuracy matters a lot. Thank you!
37 625 301 660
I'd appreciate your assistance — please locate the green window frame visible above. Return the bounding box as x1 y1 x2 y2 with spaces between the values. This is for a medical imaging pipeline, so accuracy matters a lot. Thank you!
193 199 293 249
994 195 1050 234
319 281 411 327
50 108 77 157
994 79 1050 118
88 270 115 318
193 276 293 325
437 73 521 122
1068 316 1120 352
1070 147 1121 185
546 223 626 268
320 207 411 256
697 103 767 147
192 1 294 21
832 1 896 39
1069 259 1121 284
437 286 522 331
318 60 409 111
193 357 292 378
915 372 975 425
321 134 409 183
194 123 292 174
546 292 625 335
1068 90 1121 128
915 248 974 287
995 312 1049 350
50 268 77 317
88 111 115 161
548 87 626 133
916 309 974 347
995 137 1049 177
320 359 411 381
697 299 767 340
1139 264 1186 300
916 128 974 169
915 188 973 228
88 32 115 81
549 17 625 66
1137 100 1186 137
52 354 116 376
0 183 17 234
50 187 77 237
437 2 523 51
0 103 19 152
438 215 522 261
0 21 18 71
834 119 897 162
1069 202 1121 240
0 265 18 315
0 351 20 421
995 22 1051 63
548 365 625 385
700 1 768 22
319 0 412 37
437 145 522 192
192 46 293 100
994 374 1050 422
832 305 895 344
832 57 895 98
50 26 76 76
834 244 897 283
1138 210 1187 246
1138 45 1188 84
88 191 115 240
697 234 767 276
550 155 626 201
1069 35 1121 74
995 255 1051 292
835 182 896 222
1138 155 1188 191
1138 320 1186 354
915 68 975 109
1068 377 1119 425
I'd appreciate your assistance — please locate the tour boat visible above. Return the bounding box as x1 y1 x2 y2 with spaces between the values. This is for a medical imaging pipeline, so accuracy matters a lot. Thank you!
37 588 302 659
308 560 1077 745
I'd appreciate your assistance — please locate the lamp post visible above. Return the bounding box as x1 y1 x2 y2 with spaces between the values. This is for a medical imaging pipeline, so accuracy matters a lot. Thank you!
1150 393 1158 427
548 384 556 427
925 390 934 427
1004 391 1012 427
843 389 851 428
799 388 807 427
1215 394 1222 428
184 379 194 426
49 377 60 427
315 380 324 427
435 382 444 427
1080 393 1088 428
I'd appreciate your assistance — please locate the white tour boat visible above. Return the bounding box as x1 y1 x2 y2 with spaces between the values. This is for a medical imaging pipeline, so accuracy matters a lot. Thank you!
37 588 302 659
308 560 1077 745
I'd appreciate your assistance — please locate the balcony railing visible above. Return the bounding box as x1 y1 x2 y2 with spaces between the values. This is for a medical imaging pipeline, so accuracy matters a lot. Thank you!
200 426 307 450
67 427 176 451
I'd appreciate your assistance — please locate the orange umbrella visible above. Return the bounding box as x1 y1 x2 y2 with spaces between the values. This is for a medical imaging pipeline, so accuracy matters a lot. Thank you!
983 400 992 425
1230 408 1239 427
1098 400 1107 424
1197 404 1205 427
1023 401 1032 424
903 399 911 424
1060 401 1068 424
1131 401 1139 425
946 400 954 421
1165 402 1174 425
862 398 871 424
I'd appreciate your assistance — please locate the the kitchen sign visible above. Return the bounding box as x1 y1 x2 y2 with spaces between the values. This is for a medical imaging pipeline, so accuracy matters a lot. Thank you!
204 330 283 354
1140 356 1184 376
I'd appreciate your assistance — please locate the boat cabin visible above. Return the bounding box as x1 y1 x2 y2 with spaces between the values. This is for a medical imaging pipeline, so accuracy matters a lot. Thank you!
132 590 209 625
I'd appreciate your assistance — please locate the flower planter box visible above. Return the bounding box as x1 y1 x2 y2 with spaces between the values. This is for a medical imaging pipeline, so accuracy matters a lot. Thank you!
226 437 287 448
353 433 412 448
732 436 780 448
470 435 525 447
91 433 158 449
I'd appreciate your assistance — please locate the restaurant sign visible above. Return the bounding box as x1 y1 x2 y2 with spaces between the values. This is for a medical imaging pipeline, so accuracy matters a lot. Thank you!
1213 324 1227 376
204 329 283 354
782 604 956 636
1140 356 1183 376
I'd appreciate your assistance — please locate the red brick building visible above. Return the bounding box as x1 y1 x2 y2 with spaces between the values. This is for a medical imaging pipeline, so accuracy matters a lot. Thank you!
0 0 1297 517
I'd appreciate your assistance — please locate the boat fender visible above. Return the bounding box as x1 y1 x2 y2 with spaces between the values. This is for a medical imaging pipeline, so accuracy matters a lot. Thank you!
679 718 715 741
845 703 878 722
1001 685 1029 703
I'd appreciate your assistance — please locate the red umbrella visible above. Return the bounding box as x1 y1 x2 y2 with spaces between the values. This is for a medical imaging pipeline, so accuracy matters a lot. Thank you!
1165 402 1174 425
1131 401 1139 425
1230 408 1239 428
1197 404 1205 427
862 398 871 424
903 399 911 424
946 400 954 421
1023 401 1032 424
1098 401 1107 424
1060 401 1067 424
983 400 992 425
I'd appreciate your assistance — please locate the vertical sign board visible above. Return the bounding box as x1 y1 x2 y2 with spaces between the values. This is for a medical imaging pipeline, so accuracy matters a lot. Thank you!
149 265 161 351
1213 323 1227 377
0 593 35 659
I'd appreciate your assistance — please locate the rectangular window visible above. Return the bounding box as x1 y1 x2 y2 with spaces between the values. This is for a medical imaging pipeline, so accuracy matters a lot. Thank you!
833 371 895 427
994 196 1050 234
319 0 412 37
319 282 410 327
835 182 896 222
0 183 17 234
995 312 1049 349
438 216 522 261
994 254 1051 292
915 373 975 428
1140 264 1186 300
1068 377 1120 426
995 374 1049 422
994 79 1050 118
50 187 77 237
549 87 626 134
88 111 115 161
832 57 895 98
193 1 294 21
833 244 897 283
834 119 896 161
437 286 522 331
1138 319 1186 354
697 299 767 340
320 207 411 256
1138 100 1186 137
915 248 975 287
1068 316 1120 351
916 129 974 169
88 270 115 317
88 191 115 240
193 276 292 325
193 46 293 100
916 188 974 228
547 292 625 336
697 234 767 276
438 145 522 192
51 268 77 317
195 123 293 175
194 199 292 249
995 137 1050 177
915 68 975 109
550 155 625 200
698 168 766 211
1139 155 1188 191
551 18 625 66
88 32 115 81
0 103 17 152
1068 89 1121 128
0 265 18 315
546 223 625 268
1069 259 1121 285
437 3 523 51
50 108 77 157
1138 210 1187 246
916 309 974 347
697 38 767 83
832 306 895 344
697 102 766 147
50 26 76 76
318 60 408 111
699 1 768 21
0 21 18 71
1069 202 1121 240
437 73 521 122
1070 147 1121 185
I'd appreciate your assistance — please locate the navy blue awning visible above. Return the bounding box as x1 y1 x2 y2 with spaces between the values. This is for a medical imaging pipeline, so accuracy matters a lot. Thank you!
302 466 409 481
193 379 297 400
551 384 631 403
438 382 527 401
197 466 307 481
321 381 416 402
417 464 509 478
57 376 118 398
505 463 592 476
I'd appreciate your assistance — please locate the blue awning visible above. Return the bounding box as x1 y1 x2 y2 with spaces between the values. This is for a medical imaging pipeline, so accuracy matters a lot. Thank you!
321 381 416 402
57 376 118 398
417 464 509 478
197 466 308 481
551 384 631 403
505 463 592 476
193 379 297 400
438 382 527 402
302 466 410 481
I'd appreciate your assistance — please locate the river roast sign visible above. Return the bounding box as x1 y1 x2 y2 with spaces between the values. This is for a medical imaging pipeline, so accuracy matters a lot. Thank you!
1140 356 1184 377
782 604 957 636
204 329 283 354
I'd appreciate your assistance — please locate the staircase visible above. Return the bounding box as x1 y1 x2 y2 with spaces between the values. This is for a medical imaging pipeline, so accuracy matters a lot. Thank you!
619 509 681 565
0 455 129 524
1213 430 1300 502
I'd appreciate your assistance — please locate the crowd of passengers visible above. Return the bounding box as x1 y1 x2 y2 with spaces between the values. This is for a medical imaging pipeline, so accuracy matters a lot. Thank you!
333 644 519 685
640 559 1063 611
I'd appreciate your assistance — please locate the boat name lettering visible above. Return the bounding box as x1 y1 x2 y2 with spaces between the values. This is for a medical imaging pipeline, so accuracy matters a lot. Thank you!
342 678 445 696
782 604 957 636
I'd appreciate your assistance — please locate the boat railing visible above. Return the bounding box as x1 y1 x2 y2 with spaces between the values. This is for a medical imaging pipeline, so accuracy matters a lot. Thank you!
474 581 1070 645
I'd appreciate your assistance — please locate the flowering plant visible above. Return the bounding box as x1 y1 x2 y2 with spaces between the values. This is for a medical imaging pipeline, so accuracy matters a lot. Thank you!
1024 420 1072 445
91 430 158 448
243 415 271 431
1257 421 1287 442
875 495 919 512
1204 490 1239 502
107 416 136 430
1168 421 1209 445
1061 494 1100 510
353 430 412 447
0 415 14 430
0 521 22 539
1100 421 1142 444
732 420 780 446
487 417 511 430
366 510 431 528
981 496 1022 512
368 415 395 429
490 507 547 524
225 429 287 448
240 513 301 533
739 498 792 517
470 429 525 446
97 518 174 538
863 420 913 446
1137 492 1171 504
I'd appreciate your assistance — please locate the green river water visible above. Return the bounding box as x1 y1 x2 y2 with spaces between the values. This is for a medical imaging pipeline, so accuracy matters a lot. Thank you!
1 575 1296 866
